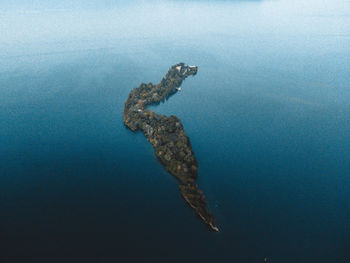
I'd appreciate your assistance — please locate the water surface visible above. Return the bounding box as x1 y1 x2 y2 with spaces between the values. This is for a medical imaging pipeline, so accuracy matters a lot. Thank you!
1 1 350 262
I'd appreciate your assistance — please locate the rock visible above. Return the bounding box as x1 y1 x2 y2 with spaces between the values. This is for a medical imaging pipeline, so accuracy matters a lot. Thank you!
144 124 154 136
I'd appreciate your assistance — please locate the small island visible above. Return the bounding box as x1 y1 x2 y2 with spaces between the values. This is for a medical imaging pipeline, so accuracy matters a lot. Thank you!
123 63 218 232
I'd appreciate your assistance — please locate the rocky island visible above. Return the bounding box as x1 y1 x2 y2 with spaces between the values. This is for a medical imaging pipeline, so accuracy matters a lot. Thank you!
123 63 218 232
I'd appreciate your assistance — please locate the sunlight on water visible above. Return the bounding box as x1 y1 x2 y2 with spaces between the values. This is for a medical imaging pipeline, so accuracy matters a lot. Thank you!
1 0 349 54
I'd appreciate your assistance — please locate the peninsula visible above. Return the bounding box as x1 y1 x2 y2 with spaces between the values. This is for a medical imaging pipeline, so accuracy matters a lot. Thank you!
123 63 218 232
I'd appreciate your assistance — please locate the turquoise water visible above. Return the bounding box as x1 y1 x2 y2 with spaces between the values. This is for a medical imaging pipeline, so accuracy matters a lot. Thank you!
1 1 350 262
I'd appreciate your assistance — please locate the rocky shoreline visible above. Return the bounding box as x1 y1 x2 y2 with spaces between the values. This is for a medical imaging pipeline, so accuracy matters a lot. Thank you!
123 63 218 232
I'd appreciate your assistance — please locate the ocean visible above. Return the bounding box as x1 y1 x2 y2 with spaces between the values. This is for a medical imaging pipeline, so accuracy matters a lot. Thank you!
1 0 350 262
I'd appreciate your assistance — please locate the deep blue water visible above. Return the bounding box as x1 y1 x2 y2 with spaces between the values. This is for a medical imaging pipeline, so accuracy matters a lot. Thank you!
1 1 350 262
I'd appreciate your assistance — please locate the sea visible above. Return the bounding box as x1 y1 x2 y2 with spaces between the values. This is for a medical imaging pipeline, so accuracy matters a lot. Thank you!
1 0 350 262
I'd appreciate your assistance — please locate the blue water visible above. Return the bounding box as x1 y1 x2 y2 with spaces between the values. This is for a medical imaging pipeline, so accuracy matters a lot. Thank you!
1 1 350 262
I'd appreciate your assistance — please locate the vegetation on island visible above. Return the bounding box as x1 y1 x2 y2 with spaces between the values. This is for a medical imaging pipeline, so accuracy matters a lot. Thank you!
123 63 218 232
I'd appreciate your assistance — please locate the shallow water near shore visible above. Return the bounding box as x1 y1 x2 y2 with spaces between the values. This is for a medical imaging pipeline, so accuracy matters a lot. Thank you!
1 0 350 262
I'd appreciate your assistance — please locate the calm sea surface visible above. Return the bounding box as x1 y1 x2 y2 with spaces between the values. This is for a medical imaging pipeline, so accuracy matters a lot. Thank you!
1 1 350 262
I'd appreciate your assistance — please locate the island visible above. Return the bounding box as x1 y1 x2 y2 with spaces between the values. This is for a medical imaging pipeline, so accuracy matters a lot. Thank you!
123 63 218 232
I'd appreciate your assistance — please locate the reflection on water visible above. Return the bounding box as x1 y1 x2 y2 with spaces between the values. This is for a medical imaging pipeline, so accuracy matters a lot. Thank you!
1 0 350 262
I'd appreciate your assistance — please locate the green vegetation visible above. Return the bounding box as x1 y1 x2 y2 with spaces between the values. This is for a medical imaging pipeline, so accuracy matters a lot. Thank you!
123 63 218 232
